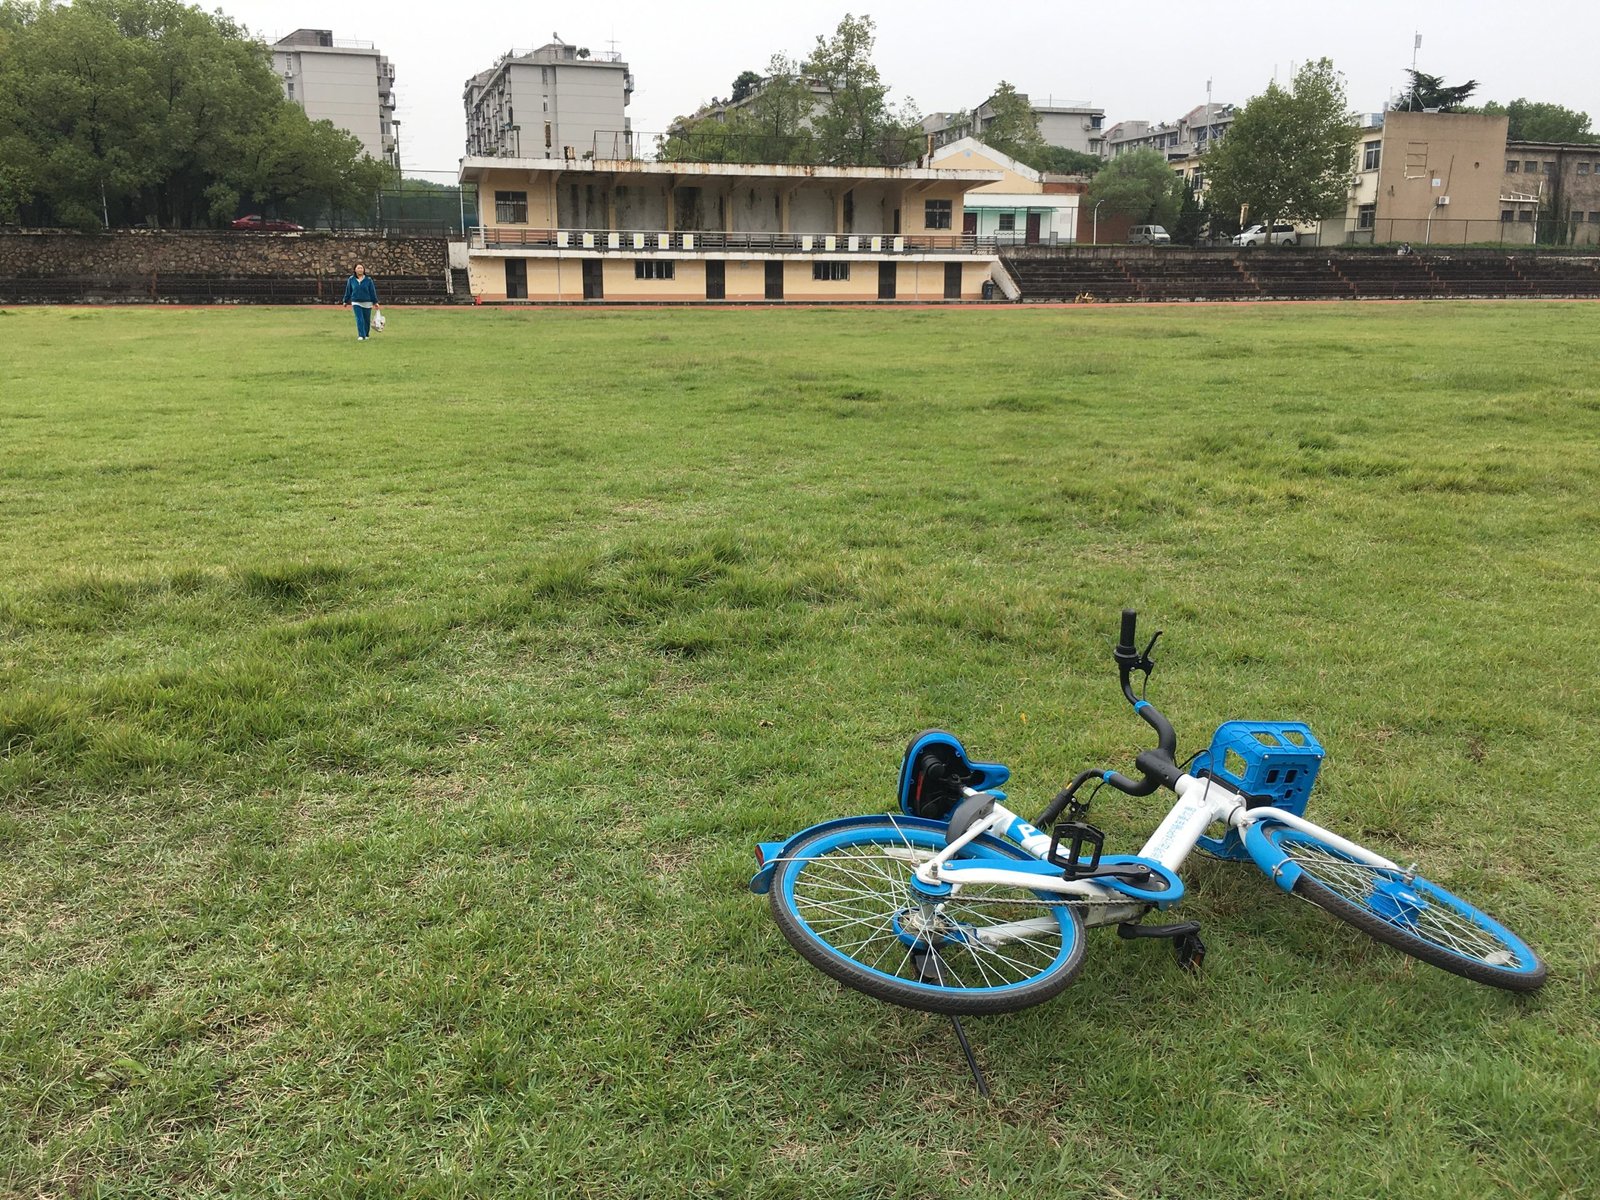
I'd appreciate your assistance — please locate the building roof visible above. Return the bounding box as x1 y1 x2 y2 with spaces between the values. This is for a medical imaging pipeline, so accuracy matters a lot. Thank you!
459 157 1003 185
925 137 1042 184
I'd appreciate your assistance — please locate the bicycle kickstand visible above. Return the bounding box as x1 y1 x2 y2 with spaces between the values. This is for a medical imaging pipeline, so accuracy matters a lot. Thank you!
912 947 990 1098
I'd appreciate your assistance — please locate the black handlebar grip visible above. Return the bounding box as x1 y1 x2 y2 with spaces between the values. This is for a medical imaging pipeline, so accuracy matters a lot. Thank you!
1118 609 1138 653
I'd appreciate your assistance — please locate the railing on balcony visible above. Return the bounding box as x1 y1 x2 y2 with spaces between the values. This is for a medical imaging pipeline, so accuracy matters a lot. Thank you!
472 228 996 254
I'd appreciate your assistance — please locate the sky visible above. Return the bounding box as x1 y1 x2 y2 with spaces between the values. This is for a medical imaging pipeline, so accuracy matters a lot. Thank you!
224 0 1600 179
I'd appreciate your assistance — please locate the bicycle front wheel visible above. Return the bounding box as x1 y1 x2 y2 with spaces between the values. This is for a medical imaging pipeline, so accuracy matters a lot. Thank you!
770 819 1086 1015
1258 822 1546 992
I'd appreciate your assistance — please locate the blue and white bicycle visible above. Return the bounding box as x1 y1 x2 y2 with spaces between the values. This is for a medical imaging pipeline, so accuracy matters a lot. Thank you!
751 610 1547 1019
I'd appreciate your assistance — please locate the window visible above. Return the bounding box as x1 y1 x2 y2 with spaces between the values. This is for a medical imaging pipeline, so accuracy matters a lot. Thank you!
1524 160 1538 172
1358 204 1376 230
1501 210 1515 223
812 262 851 280
1363 141 1381 170
924 199 952 229
1518 210 1533 222
1591 212 1600 223
997 213 1016 232
495 191 528 223
634 261 675 280
1506 160 1519 173
1404 142 1428 178
1578 162 1591 175
1543 161 1555 174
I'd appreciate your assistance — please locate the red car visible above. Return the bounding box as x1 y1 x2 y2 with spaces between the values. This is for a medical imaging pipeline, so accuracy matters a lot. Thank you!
230 214 305 232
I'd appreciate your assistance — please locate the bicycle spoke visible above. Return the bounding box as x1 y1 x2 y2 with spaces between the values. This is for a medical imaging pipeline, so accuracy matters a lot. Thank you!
1278 835 1529 968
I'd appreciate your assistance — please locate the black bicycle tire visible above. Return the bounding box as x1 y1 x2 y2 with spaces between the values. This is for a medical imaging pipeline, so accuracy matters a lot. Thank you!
1262 825 1547 993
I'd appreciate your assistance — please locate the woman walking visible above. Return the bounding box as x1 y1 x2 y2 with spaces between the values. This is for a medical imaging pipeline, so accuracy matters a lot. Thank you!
341 263 380 339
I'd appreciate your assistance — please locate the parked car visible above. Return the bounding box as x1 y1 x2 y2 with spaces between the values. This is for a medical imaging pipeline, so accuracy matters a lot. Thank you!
1127 225 1172 245
230 214 305 232
1233 223 1298 247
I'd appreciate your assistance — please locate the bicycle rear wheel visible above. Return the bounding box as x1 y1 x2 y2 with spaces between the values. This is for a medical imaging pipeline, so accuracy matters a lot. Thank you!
1257 822 1546 993
769 818 1085 1015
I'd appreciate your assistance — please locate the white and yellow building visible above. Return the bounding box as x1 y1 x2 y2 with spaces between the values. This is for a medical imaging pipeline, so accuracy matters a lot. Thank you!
458 157 1005 302
926 139 1079 246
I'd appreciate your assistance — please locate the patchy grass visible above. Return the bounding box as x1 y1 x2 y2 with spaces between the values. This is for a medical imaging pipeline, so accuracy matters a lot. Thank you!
1 303 1597 1198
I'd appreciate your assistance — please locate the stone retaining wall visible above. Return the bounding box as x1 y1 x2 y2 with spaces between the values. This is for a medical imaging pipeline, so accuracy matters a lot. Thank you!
0 230 448 279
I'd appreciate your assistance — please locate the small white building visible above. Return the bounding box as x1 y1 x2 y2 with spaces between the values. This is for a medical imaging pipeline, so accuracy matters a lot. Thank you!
927 139 1079 246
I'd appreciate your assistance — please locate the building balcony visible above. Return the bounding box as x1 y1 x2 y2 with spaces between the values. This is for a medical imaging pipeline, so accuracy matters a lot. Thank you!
471 227 997 255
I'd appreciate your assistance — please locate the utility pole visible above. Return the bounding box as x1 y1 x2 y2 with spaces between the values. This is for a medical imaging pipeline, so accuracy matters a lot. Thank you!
1410 34 1421 110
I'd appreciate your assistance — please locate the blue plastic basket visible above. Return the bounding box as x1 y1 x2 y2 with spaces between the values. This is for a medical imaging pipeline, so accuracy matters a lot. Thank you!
1192 721 1324 861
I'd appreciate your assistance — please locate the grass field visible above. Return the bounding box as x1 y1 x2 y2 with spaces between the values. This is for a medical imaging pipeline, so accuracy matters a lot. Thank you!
2 302 1598 1198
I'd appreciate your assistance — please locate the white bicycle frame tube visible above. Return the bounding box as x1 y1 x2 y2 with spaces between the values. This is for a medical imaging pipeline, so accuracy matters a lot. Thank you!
915 773 1399 931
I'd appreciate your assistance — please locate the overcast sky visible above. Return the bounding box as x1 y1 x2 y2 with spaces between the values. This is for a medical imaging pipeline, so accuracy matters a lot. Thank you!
228 0 1600 178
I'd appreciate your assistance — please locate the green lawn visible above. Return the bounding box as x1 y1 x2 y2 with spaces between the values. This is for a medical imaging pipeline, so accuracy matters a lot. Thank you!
2 302 1597 1198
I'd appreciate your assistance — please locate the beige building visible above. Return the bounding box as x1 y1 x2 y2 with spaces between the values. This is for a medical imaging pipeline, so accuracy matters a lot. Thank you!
272 30 398 169
464 39 632 161
457 157 1004 302
1340 110 1522 245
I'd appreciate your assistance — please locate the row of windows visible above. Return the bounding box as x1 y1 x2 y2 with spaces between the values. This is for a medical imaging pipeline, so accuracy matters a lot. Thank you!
1505 160 1600 175
631 262 855 281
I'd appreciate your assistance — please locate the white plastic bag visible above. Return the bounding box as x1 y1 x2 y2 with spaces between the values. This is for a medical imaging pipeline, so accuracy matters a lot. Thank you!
372 309 386 333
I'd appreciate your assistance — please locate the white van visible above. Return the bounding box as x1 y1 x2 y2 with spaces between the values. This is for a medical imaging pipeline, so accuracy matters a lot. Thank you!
1128 225 1172 245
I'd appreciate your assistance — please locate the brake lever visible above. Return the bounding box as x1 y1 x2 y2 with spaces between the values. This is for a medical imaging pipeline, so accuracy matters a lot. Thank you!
1135 629 1162 676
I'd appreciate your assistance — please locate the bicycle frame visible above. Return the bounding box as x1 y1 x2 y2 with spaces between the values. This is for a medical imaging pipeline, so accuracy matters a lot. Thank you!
914 772 1401 939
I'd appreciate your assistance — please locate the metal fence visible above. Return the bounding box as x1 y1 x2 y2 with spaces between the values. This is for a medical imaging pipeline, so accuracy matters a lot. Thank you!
1309 215 1600 248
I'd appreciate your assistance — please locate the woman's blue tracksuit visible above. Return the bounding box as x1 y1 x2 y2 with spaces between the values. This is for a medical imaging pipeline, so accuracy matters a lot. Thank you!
342 274 379 337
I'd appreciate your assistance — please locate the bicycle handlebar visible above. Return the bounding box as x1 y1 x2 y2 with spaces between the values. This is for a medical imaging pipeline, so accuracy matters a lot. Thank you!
1035 608 1183 828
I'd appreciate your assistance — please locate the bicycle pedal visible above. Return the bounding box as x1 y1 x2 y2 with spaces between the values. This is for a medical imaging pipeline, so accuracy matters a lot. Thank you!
1174 931 1207 973
1047 821 1105 880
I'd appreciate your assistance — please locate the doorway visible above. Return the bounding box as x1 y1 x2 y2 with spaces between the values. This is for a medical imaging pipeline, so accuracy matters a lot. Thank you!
1026 213 1042 245
581 259 604 300
764 261 784 300
706 260 725 300
504 259 527 300
944 262 962 300
877 261 897 300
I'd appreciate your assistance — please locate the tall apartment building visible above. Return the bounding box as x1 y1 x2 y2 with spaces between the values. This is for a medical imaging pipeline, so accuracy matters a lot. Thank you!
464 38 633 161
272 29 399 169
921 94 1106 157
1107 103 1233 162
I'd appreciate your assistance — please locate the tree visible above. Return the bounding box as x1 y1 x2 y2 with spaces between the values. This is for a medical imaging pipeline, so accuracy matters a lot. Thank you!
660 55 818 165
1087 149 1180 227
1030 145 1103 177
1397 70 1478 113
1173 178 1205 244
1203 58 1359 235
1474 98 1597 143
980 81 1045 162
804 14 920 166
738 55 818 163
730 70 763 104
0 0 389 229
